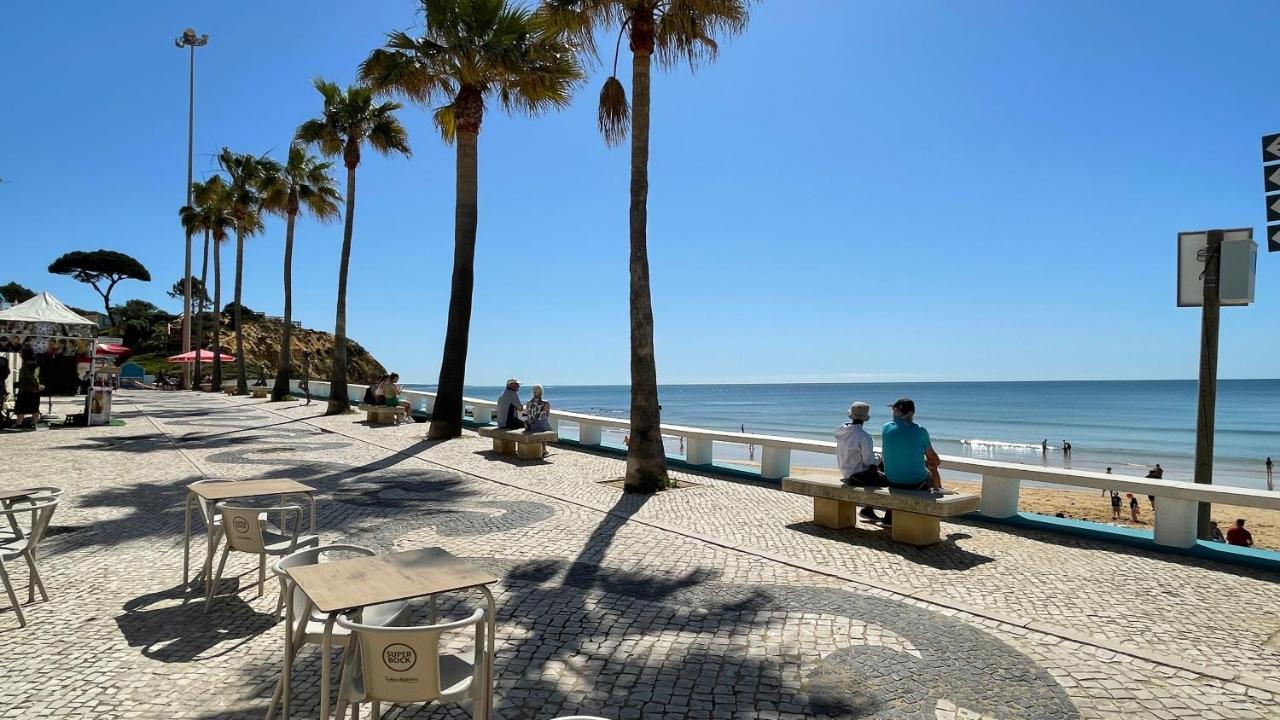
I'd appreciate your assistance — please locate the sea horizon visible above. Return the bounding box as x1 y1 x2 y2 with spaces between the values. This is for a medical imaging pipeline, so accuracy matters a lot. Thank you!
402 378 1280 492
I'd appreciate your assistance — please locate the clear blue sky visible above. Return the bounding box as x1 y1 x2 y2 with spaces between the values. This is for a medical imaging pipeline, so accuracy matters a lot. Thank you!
2 1 1277 385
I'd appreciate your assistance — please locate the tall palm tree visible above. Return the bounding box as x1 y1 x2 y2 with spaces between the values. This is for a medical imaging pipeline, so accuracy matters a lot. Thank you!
217 148 276 395
541 0 750 492
297 79 410 415
179 176 234 389
361 0 583 439
261 143 341 402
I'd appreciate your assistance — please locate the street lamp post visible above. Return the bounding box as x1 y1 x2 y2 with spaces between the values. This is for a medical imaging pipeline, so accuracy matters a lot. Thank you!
176 27 208 390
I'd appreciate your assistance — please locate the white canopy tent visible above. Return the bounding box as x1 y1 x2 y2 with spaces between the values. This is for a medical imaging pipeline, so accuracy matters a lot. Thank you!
0 292 99 402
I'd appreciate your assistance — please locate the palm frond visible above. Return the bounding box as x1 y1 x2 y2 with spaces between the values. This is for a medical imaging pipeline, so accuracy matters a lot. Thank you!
434 103 458 143
597 75 630 146
654 0 749 70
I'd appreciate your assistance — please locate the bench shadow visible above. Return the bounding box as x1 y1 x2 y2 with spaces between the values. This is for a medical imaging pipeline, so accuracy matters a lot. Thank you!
784 521 993 571
472 449 552 466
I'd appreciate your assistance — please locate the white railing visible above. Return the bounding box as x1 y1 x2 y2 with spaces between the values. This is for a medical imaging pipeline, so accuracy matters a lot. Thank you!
292 380 1280 551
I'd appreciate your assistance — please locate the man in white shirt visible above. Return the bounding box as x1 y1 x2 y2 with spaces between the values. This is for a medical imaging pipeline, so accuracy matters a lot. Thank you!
835 401 885 521
496 378 524 429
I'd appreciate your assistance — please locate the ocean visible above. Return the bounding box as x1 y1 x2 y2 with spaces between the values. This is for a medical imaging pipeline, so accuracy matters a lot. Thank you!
403 380 1280 491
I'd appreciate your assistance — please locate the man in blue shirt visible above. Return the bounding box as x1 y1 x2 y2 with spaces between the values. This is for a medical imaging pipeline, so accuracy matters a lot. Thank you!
881 397 942 492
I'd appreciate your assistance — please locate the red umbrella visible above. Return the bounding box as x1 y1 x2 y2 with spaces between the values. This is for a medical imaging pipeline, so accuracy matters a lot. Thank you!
96 343 131 357
167 349 234 363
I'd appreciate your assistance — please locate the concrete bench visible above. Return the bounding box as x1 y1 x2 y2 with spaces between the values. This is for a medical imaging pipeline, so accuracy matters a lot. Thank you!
477 426 558 460
251 387 269 398
359 404 407 425
782 476 981 546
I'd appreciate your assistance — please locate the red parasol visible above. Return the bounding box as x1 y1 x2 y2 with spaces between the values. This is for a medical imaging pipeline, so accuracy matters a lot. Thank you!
96 343 131 356
167 349 234 363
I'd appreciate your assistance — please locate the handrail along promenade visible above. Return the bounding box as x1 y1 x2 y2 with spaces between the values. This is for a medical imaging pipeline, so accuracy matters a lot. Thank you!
292 380 1280 551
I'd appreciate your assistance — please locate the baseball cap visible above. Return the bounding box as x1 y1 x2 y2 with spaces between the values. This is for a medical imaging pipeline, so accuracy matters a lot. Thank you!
848 401 871 421
889 397 916 414
506 378 520 386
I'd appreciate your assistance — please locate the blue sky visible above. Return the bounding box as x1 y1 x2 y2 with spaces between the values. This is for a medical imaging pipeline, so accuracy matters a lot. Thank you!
1 1 1277 385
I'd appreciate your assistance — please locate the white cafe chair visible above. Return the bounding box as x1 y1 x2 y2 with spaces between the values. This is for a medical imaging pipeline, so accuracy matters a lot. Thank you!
205 502 318 613
334 604 490 720
0 495 59 627
264 544 411 720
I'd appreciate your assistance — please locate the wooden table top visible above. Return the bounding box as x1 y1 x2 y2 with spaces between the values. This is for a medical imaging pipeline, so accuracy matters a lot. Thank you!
188 479 316 501
287 547 499 613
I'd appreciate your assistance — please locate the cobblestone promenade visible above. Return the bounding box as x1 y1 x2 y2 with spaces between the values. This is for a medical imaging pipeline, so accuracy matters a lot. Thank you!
1 391 1277 719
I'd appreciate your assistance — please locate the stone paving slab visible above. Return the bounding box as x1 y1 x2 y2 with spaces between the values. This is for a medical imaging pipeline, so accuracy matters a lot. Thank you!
0 391 1274 719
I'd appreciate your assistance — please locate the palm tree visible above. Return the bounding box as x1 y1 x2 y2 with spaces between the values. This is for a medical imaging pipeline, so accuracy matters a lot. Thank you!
261 143 341 402
179 176 234 389
217 148 276 395
297 79 410 415
361 0 583 439
540 0 749 492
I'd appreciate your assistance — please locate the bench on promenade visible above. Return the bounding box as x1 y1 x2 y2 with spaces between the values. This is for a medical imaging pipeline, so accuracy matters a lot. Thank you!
782 476 981 546
251 387 269 399
359 404 406 425
477 426 558 460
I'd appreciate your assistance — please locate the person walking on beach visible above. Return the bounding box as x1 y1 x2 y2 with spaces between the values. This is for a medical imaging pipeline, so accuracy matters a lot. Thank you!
835 401 886 521
497 378 525 430
1267 457 1274 491
1127 493 1141 523
1145 463 1163 510
1108 489 1122 521
1042 439 1048 456
1226 518 1254 547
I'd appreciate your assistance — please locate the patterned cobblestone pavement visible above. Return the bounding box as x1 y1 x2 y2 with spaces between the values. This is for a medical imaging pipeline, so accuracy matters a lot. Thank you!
0 391 1276 719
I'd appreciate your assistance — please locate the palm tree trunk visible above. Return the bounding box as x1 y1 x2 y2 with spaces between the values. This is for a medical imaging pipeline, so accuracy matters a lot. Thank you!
327 164 357 415
272 209 297 402
427 130 480 439
194 228 210 390
213 237 223 390
624 48 667 493
234 228 248 395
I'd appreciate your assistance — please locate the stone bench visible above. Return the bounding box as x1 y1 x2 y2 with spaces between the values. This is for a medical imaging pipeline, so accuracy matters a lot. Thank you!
477 426 558 460
782 476 981 546
359 404 407 425
251 387 269 398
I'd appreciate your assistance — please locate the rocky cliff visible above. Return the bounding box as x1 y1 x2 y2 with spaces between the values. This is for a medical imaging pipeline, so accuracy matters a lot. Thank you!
211 320 386 383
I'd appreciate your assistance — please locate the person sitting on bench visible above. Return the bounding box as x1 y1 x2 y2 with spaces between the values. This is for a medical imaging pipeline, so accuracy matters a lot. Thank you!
880 397 944 525
525 384 552 432
835 400 886 521
496 378 525 429
380 373 412 424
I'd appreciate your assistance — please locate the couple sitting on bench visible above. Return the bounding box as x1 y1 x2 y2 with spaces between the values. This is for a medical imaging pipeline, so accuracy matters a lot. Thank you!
835 397 943 525
363 372 412 424
496 378 552 432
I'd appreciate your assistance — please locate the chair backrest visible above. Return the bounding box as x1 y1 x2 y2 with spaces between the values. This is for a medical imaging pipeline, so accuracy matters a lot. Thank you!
216 503 300 554
338 609 486 703
187 481 221 527
0 496 58 554
274 544 375 623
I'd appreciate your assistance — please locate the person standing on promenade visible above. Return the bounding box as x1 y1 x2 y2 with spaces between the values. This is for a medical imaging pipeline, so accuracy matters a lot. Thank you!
1226 518 1254 547
299 350 312 405
1267 457 1274 491
497 378 525 430
835 401 886 522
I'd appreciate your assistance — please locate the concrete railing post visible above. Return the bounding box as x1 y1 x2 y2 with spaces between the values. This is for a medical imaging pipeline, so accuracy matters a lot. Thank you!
1153 497 1199 548
578 422 602 446
980 474 1021 518
548 417 560 432
686 437 713 465
760 445 791 479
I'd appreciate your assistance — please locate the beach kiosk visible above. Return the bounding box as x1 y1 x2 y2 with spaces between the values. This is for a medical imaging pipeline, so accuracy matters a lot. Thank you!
0 293 99 416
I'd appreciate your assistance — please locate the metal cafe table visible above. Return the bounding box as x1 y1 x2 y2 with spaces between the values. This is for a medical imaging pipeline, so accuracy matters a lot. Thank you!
181 479 318 588
284 546 499 720
0 487 40 536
